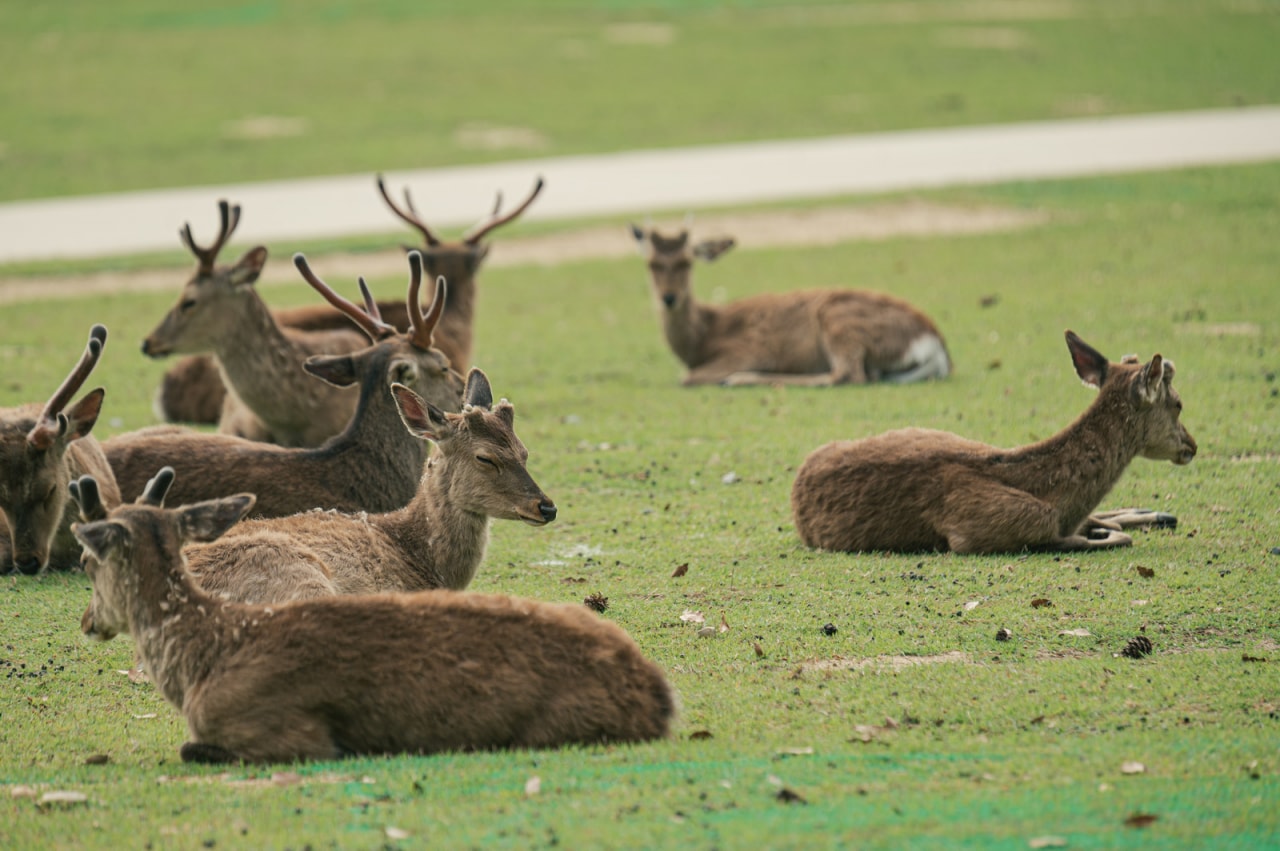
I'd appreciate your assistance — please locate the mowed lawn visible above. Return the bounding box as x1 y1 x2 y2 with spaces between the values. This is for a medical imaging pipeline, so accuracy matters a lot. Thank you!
1 161 1278 848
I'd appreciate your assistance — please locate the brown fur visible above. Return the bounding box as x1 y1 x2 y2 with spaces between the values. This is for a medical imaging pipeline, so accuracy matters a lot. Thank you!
0 326 121 573
791 331 1197 554
72 476 672 764
183 369 555 604
106 254 465 516
630 224 952 386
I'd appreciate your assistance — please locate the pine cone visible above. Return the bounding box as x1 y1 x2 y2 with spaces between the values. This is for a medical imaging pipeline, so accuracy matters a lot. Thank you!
1120 635 1153 658
821 623 838 636
995 627 1013 642
583 592 609 613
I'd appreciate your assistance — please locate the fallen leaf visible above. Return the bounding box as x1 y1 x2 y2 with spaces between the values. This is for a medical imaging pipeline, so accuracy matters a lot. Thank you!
696 626 718 637
39 791 88 806
1058 628 1092 637
385 826 410 840
1031 598 1053 609
84 754 110 766
10 785 37 799
1131 599 1149 607
524 776 541 797
1135 565 1155 578
718 613 730 633
128 666 148 684
1029 715 1046 725
583 592 608 613
1028 837 1068 849
671 563 688 578
680 609 705 624
753 642 765 658
688 730 713 740
131 713 158 720
777 747 814 756
775 787 807 804
995 627 1013 641
963 600 981 611
721 471 739 485
1124 813 1158 828
1121 761 1146 775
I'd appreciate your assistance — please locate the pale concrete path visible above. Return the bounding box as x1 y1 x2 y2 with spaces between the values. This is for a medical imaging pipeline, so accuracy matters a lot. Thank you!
2 106 1279 263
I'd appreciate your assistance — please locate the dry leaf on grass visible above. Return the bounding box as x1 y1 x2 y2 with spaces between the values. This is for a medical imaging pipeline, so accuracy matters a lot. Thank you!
131 713 157 720
696 626 718 637
1135 565 1155 578
963 600 981 611
718 613 730 633
10 785 38 799
1031 598 1053 609
39 791 88 806
1120 761 1146 775
524 776 541 797
671 563 688 578
753 642 765 658
996 627 1013 641
688 730 713 741
777 747 815 757
1124 813 1158 828
84 754 109 766
1028 837 1068 849
1059 628 1092 637
385 826 410 840
271 772 302 787
583 592 608 613
680 609 705 624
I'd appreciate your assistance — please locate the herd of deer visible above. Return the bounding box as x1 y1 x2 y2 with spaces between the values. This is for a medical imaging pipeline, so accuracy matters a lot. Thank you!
0 174 1196 765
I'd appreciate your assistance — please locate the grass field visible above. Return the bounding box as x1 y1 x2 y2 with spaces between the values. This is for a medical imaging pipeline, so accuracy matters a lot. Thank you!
2 161 1278 848
2 0 1280 201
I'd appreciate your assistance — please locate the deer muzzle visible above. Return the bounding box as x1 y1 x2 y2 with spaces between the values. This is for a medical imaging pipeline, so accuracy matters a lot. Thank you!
1176 430 1197 465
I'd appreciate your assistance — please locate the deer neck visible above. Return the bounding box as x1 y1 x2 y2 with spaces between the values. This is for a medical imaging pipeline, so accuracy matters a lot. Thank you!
998 387 1142 533
373 451 490 591
211 294 314 417
660 296 716 368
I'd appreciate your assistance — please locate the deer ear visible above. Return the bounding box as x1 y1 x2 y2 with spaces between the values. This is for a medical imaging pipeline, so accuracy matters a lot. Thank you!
464 368 494 409
692 238 735 262
72 520 125 562
228 246 268 287
180 495 255 544
629 223 647 249
305 353 360 387
1133 354 1167 405
62 388 105 441
392 382 451 440
1065 330 1108 388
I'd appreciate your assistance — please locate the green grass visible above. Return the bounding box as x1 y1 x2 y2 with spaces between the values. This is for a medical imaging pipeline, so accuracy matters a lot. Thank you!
2 0 1279 200
2 161 1279 848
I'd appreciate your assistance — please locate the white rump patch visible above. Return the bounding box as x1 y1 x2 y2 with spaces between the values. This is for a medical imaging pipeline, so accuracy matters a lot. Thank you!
887 334 951 383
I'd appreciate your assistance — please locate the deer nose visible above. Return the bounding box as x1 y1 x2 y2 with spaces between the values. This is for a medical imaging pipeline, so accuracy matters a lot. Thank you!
538 501 558 523
14 555 42 576
661 293 677 308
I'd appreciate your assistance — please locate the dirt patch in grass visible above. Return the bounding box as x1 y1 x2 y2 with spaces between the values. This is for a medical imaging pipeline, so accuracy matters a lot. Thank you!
0 200 1048 306
803 650 970 673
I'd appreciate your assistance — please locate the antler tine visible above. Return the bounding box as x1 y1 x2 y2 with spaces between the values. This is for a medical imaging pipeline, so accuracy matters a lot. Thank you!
179 199 242 273
69 475 106 522
140 467 176 507
405 251 435 350
356 277 384 323
293 254 395 342
31 324 107 442
376 174 440 246
463 176 545 245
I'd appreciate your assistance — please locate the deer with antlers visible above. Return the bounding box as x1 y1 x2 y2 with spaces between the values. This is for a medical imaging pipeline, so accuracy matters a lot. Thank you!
71 469 671 764
105 252 464 516
151 201 413 428
163 368 556 604
630 223 952 386
0 326 121 574
377 173 544 371
791 331 1195 554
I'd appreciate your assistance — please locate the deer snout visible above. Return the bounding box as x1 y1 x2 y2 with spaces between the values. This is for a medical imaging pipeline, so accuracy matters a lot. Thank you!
13 553 43 576
538 500 557 524
141 337 170 358
1176 430 1197 465
80 605 116 641
661 292 677 308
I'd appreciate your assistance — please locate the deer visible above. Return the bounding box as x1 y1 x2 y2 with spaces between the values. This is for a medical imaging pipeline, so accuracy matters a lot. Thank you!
176 368 555 604
151 200 412 428
377 173 545 371
791 331 1196 554
0 325 122 574
105 252 465 516
70 469 672 764
629 223 952 386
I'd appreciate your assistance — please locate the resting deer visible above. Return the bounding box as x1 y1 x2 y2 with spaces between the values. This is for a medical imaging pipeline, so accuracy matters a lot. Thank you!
378 173 544 371
152 200 411 428
0 326 121 574
71 469 671 764
629 224 951 386
179 368 555 604
105 252 464 516
791 331 1196 554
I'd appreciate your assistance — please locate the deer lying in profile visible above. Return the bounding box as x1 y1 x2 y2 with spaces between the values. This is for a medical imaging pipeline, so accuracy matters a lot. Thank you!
630 224 951 386
152 200 412 428
0 326 121 574
179 368 555 604
378 173 544 370
105 252 464 516
71 469 671 764
791 331 1196 554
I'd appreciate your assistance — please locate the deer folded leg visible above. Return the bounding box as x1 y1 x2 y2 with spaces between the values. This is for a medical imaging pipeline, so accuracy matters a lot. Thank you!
179 742 241 764
938 482 1088 554
1085 508 1178 531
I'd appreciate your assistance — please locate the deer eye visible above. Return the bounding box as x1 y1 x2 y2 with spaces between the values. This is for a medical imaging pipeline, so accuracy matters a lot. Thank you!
1174 400 1183 412
179 298 197 312
476 456 497 469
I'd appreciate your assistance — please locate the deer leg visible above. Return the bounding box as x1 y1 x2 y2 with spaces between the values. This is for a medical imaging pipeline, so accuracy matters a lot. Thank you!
939 482 1113 554
1084 508 1177 531
180 742 241 764
682 361 742 386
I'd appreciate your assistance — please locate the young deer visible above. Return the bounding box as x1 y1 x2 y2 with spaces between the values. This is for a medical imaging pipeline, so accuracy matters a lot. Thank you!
105 252 465 516
0 326 121 574
180 368 555 604
377 173 544 371
791 331 1196 554
630 224 951 386
152 200 412 428
71 470 672 764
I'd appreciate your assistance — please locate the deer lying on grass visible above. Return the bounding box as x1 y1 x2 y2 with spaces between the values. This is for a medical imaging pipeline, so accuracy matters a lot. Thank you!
0 326 121 574
105 252 464 515
71 469 671 764
630 224 951 386
152 200 411 428
791 331 1196 554
179 368 555 604
378 173 544 370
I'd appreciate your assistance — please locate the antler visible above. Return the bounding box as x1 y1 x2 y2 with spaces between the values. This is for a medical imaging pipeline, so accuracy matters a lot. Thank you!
27 324 107 451
69 475 107 522
462 176 545 245
376 174 440 247
140 467 176 507
404 251 447 351
293 254 398 342
179 200 242 274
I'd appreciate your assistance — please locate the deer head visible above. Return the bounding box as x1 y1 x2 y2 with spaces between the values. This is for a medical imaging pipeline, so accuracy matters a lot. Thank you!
376 175 544 286
1066 330 1196 466
73 467 255 641
142 200 269 357
391 369 557 526
629 223 735 311
294 251 464 412
0 325 108 574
